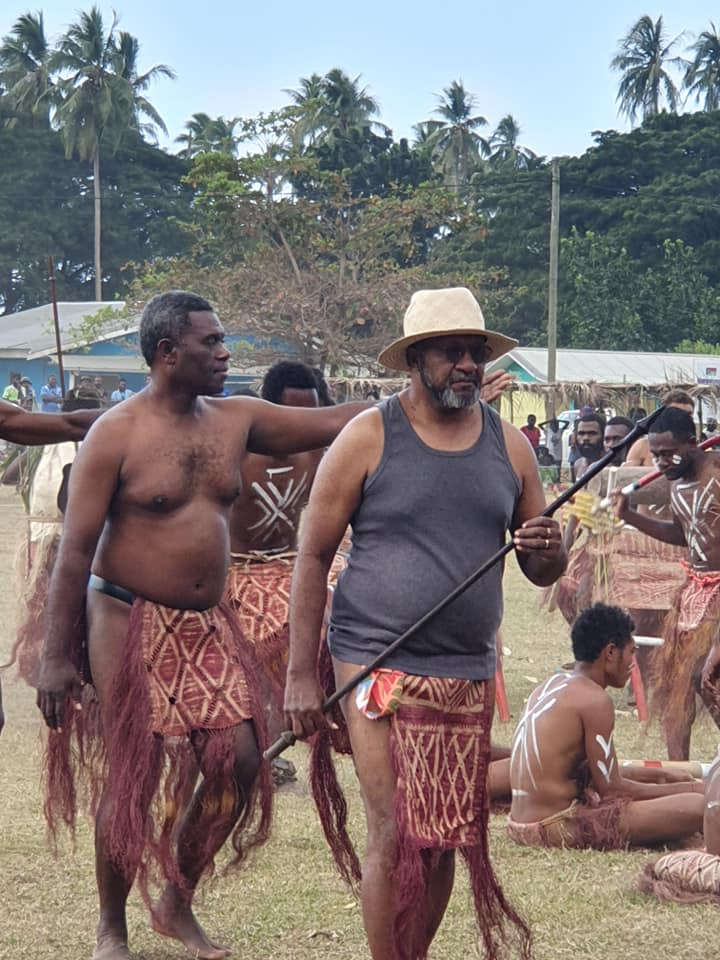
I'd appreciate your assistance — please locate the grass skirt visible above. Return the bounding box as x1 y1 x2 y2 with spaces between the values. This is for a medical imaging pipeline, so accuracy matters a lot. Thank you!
43 597 272 906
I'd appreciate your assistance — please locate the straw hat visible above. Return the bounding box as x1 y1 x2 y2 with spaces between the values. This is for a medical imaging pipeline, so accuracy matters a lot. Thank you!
377 287 518 373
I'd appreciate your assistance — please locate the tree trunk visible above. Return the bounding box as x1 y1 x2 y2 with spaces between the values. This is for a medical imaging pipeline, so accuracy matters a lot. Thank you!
93 148 102 301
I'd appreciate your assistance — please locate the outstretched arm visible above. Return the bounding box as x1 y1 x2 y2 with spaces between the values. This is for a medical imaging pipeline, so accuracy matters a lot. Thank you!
0 398 102 445
239 396 371 457
36 418 124 731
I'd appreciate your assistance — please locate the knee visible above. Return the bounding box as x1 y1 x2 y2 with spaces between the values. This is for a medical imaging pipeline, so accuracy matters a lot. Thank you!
366 808 397 862
232 739 261 793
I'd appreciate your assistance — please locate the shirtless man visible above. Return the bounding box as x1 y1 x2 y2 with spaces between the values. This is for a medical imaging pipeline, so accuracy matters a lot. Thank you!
616 406 720 758
508 603 704 849
35 291 369 960
225 361 325 756
625 389 694 468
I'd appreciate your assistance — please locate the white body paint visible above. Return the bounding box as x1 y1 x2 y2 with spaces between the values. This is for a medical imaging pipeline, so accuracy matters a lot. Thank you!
671 476 720 569
510 672 574 792
595 731 616 783
248 464 309 550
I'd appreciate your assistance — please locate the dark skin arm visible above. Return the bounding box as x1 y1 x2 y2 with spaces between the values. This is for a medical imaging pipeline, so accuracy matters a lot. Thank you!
36 417 124 731
612 491 687 546
284 410 377 739
243 397 372 457
0 398 102 445
584 697 703 800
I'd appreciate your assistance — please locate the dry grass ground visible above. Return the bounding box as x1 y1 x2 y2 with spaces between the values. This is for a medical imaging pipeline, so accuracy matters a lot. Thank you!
0 485 718 959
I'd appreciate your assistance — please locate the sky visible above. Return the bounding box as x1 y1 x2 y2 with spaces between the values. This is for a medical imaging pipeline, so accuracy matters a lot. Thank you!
1 0 715 158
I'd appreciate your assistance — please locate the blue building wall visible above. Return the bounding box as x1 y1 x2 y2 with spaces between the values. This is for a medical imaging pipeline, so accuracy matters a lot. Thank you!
1 330 289 401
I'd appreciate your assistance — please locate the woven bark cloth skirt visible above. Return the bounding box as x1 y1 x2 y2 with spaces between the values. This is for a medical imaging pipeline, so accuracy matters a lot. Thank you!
507 796 629 850
44 597 272 902
587 528 686 611
311 666 531 960
652 565 720 728
224 553 296 707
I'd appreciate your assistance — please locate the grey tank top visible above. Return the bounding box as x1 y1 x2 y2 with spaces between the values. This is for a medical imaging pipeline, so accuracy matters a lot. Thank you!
328 395 521 680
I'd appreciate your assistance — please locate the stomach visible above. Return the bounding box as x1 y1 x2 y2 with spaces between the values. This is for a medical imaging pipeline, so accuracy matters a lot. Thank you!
93 506 231 610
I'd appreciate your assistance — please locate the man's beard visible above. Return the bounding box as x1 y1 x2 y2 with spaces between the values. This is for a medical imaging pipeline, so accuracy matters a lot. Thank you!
578 441 604 461
418 360 481 410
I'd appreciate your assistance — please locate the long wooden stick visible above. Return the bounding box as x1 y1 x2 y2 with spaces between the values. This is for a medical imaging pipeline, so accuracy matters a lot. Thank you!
48 256 66 398
264 405 667 761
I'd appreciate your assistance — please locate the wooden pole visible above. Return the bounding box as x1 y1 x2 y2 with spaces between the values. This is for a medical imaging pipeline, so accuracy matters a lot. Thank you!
48 256 66 397
547 157 560 417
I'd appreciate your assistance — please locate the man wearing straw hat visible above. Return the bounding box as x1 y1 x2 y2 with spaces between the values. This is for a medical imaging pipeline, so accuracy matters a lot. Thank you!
284 287 567 960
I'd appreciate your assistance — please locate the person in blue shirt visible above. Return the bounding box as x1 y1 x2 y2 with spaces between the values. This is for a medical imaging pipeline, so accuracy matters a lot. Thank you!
40 375 63 413
110 379 134 404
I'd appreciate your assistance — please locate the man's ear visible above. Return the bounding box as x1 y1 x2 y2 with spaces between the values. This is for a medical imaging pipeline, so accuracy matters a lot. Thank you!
157 338 176 365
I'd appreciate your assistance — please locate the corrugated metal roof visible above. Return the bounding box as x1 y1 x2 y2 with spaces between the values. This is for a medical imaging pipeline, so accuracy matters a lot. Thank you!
0 302 129 356
490 347 720 385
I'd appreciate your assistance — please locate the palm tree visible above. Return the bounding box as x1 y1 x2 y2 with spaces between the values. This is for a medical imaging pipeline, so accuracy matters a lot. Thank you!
175 111 215 156
284 72 325 147
114 31 174 143
284 69 386 146
427 80 488 192
611 15 685 123
488 115 537 169
320 68 386 136
175 113 240 156
684 22 720 111
52 6 171 300
0 11 55 126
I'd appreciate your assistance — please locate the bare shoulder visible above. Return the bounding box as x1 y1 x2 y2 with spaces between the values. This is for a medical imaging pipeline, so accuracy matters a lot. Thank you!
626 435 649 466
83 395 138 442
573 676 613 716
322 405 384 472
500 417 532 454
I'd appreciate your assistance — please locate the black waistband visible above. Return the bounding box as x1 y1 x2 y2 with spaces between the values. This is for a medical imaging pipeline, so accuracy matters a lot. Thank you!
88 574 136 606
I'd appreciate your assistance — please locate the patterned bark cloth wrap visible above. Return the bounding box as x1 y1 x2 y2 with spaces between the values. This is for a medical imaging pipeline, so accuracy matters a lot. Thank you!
507 796 629 850
652 564 720 731
225 553 295 708
224 549 348 711
639 850 720 905
586 528 686 612
44 597 272 906
546 528 685 626
311 665 531 960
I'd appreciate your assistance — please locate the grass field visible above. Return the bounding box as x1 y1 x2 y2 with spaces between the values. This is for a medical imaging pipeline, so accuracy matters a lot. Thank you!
0 485 717 960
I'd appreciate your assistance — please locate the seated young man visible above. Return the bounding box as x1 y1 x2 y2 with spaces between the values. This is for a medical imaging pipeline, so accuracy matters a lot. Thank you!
508 603 704 849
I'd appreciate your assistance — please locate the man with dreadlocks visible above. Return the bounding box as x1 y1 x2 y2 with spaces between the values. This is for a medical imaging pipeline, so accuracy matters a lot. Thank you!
614 406 720 760
284 287 566 960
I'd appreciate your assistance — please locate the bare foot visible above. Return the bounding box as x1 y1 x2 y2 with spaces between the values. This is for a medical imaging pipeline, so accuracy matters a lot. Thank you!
152 894 230 959
92 933 132 959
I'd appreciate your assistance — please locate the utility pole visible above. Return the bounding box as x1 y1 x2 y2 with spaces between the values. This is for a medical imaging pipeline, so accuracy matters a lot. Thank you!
547 157 560 416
